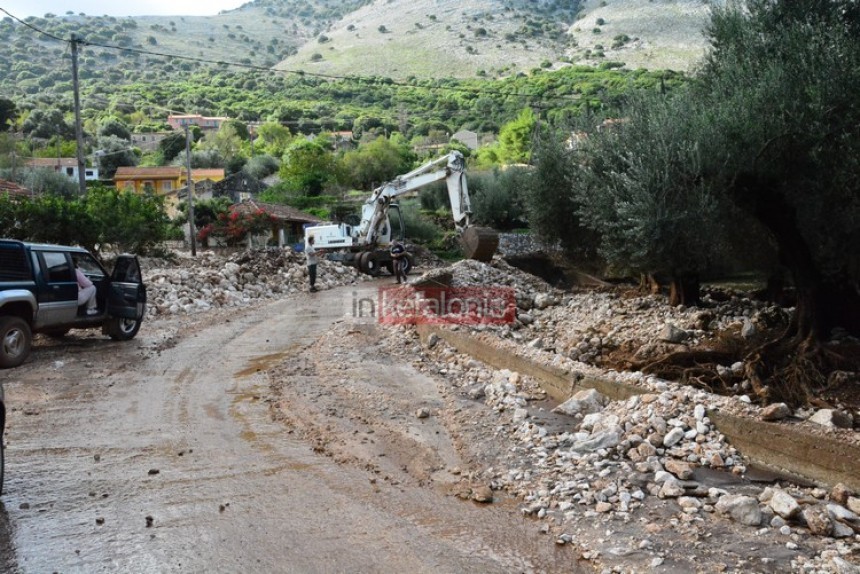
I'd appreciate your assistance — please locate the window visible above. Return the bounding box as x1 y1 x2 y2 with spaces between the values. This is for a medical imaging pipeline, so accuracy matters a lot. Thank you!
0 243 30 281
66 167 74 176
71 253 104 278
42 252 73 283
162 181 173 191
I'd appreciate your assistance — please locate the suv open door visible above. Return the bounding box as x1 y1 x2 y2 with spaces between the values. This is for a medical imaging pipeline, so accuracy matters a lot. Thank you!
104 255 146 340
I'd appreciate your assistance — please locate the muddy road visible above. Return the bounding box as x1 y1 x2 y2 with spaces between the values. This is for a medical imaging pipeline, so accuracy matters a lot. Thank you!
0 283 580 573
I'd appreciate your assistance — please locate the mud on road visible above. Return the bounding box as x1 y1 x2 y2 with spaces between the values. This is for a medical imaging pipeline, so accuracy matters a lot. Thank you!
0 282 581 573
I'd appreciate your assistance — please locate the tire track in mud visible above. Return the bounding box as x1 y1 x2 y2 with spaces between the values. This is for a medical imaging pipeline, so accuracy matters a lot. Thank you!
3 288 582 573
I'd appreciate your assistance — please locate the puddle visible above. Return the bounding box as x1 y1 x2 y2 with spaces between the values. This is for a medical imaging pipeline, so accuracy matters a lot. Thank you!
233 350 294 378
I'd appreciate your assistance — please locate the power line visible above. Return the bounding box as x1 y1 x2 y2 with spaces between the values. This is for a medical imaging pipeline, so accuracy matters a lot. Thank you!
0 7 582 109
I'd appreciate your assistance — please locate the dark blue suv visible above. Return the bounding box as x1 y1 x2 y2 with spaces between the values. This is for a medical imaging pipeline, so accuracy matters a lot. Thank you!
0 239 147 369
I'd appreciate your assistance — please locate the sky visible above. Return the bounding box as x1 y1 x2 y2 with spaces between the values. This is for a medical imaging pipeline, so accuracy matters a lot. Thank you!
1 1 248 18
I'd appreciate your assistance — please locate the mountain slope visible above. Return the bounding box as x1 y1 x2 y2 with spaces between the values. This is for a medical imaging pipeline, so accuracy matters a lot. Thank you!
275 0 713 79
570 0 712 72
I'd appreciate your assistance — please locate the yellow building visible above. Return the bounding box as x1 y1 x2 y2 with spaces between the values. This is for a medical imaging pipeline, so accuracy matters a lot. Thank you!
114 167 225 195
114 167 225 218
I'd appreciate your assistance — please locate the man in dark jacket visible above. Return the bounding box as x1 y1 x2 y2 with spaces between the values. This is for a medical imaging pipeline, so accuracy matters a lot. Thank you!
390 241 407 284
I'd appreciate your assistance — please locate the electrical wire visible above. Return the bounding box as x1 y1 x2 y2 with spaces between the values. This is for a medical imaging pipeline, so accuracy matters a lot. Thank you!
0 7 583 109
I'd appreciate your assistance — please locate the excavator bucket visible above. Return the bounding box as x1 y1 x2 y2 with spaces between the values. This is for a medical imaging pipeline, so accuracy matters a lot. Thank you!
460 226 499 262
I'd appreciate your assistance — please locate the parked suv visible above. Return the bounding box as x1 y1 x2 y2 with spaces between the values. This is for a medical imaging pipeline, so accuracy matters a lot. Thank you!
0 239 147 368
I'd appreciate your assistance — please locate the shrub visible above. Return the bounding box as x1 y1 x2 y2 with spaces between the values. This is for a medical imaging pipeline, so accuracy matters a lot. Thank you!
198 208 276 247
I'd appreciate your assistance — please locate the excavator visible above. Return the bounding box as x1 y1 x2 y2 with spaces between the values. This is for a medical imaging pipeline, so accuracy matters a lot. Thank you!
304 150 499 276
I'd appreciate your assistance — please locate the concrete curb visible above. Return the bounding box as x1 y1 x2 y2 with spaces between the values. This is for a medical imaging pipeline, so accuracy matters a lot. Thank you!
417 325 860 492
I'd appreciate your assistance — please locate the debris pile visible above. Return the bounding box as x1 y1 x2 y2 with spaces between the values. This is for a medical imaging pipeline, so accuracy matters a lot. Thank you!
379 256 860 571
142 248 366 316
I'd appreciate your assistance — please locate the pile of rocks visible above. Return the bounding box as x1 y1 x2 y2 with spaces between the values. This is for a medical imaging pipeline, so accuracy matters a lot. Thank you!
382 327 860 571
381 256 860 570
141 248 366 316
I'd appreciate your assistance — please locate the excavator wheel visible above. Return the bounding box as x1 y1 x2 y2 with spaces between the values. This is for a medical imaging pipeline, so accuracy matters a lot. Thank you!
460 226 499 262
358 251 382 276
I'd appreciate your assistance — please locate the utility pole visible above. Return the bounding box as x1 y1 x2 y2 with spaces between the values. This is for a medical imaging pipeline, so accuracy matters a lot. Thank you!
70 34 87 195
185 125 197 256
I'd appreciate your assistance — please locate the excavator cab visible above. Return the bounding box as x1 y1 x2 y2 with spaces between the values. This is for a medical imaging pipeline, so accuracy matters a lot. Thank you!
387 204 406 243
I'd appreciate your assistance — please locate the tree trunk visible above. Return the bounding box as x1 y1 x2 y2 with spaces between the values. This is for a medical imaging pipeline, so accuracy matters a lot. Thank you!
736 175 828 339
639 273 659 294
669 275 701 307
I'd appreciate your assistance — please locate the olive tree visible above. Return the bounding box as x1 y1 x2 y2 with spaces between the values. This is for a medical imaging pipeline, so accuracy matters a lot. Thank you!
560 0 860 403
570 92 738 304
689 0 860 401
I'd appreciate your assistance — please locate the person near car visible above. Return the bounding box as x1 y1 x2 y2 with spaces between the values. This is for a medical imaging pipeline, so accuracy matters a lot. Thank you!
390 241 407 284
306 235 318 292
75 267 98 315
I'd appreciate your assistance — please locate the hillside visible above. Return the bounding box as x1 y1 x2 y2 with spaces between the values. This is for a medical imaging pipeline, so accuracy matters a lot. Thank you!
276 0 712 79
0 0 705 138
571 0 712 71
0 0 710 100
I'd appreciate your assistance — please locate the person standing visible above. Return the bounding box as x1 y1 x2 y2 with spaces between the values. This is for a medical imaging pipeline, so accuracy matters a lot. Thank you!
306 235 319 292
390 240 407 284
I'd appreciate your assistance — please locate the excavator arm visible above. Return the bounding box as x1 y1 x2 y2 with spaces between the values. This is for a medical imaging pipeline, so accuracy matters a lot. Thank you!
358 151 497 261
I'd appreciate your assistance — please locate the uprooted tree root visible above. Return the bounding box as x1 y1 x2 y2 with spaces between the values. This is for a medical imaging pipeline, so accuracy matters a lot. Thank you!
639 350 741 395
634 327 860 407
744 335 860 407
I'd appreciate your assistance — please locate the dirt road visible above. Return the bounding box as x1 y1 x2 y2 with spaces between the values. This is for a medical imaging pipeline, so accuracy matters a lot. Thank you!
0 283 580 573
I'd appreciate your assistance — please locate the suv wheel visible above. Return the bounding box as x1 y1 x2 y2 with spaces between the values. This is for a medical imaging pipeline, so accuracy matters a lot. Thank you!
106 316 142 341
0 316 32 368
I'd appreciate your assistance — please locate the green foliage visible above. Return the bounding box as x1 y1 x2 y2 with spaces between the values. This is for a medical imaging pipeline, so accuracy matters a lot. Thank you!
243 154 280 179
11 168 79 197
533 0 860 315
496 108 536 164
98 117 131 140
21 108 75 140
254 122 293 157
32 138 77 160
0 184 171 255
95 134 138 179
0 98 17 131
84 184 172 254
337 135 415 190
222 119 250 141
5 193 94 248
198 123 247 170
522 129 598 264
468 167 528 230
159 132 186 163
187 148 224 169
572 91 732 279
693 0 860 299
279 139 336 196
174 196 231 228
398 199 442 244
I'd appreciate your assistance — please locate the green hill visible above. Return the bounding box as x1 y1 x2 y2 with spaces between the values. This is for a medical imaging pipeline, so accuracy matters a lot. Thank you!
0 0 705 135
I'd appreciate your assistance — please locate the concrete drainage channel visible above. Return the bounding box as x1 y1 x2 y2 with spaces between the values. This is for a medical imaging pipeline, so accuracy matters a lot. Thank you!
416 324 860 493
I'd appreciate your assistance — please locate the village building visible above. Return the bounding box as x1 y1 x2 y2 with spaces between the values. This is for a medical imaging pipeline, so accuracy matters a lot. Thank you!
24 158 99 182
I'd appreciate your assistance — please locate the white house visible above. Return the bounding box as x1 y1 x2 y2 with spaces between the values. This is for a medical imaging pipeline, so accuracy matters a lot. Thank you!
25 158 99 181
